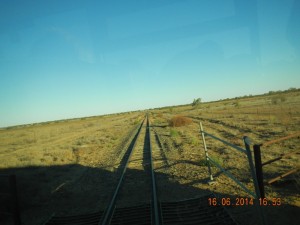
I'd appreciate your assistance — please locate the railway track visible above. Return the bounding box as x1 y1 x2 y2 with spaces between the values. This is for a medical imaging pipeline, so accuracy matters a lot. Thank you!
44 116 238 225
99 116 159 225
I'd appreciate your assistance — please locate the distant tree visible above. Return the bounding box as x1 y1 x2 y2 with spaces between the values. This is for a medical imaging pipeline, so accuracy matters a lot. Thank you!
288 87 297 91
192 98 202 107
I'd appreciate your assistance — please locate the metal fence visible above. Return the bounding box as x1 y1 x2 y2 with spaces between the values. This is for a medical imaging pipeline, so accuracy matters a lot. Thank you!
0 174 21 225
200 122 267 225
252 132 300 198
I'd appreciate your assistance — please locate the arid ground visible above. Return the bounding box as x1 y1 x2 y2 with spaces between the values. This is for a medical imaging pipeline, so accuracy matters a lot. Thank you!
0 90 299 225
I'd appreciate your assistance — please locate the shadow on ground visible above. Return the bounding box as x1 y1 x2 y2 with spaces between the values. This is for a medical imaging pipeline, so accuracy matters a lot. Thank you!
0 163 299 225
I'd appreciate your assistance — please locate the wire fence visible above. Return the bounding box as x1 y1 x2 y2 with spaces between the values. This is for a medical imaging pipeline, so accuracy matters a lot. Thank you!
199 122 267 225
253 132 300 198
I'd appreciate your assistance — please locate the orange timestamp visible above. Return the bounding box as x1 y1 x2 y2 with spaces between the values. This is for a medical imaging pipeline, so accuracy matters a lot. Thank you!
208 197 282 206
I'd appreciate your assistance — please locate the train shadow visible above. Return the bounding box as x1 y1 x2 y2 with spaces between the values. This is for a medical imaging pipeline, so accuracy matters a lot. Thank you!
0 164 299 225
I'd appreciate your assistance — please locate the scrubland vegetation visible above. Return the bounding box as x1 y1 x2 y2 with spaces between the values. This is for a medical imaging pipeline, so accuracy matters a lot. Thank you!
150 88 299 225
0 88 299 225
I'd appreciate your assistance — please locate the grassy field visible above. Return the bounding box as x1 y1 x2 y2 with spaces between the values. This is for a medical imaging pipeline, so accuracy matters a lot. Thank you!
150 89 299 225
0 112 144 224
0 89 299 225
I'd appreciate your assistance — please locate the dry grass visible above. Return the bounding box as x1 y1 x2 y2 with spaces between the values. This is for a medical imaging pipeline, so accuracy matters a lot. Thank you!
1 90 299 225
0 112 144 225
150 90 300 225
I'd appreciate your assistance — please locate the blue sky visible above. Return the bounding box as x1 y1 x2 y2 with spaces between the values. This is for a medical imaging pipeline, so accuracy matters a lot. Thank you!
0 0 299 127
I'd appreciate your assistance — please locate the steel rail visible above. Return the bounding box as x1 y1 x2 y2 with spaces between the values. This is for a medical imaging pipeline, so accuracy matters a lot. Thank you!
99 118 145 225
44 116 239 225
147 117 160 225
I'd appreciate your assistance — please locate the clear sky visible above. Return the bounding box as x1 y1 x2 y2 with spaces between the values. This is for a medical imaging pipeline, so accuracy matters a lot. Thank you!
0 0 299 127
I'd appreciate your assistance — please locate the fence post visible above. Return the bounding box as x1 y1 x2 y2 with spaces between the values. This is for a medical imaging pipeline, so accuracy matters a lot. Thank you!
244 137 267 225
200 122 213 182
9 175 21 225
253 144 265 199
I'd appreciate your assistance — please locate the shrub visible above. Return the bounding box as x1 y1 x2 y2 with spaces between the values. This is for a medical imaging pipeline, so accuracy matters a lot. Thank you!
157 113 163 118
280 95 286 102
271 96 279 105
209 156 224 167
271 95 286 105
23 138 36 144
169 115 192 127
170 129 179 137
76 139 83 146
132 120 139 125
188 136 199 145
198 157 223 167
234 101 240 108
